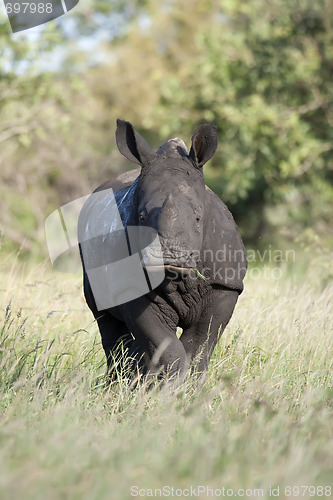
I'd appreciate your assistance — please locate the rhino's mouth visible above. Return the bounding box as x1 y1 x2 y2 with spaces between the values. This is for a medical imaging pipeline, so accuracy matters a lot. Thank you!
144 264 194 276
141 249 196 275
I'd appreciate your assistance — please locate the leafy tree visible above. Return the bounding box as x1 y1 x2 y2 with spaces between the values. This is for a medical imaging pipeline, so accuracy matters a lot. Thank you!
1 0 332 258
83 0 333 241
143 0 333 240
0 21 105 255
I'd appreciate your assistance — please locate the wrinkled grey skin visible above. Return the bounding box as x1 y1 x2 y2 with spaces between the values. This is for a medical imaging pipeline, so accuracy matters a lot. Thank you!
78 120 247 381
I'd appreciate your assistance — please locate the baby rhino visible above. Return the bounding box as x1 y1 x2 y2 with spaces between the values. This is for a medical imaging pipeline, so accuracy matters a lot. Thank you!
78 119 247 381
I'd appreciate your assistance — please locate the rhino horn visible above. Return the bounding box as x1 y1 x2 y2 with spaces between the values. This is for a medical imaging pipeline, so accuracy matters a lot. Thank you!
159 193 177 235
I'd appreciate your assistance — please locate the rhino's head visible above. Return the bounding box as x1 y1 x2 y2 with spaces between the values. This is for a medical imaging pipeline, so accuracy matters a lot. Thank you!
116 119 218 274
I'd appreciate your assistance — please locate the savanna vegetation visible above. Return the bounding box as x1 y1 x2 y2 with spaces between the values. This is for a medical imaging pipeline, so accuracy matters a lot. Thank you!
1 0 333 255
0 0 332 498
0 259 332 499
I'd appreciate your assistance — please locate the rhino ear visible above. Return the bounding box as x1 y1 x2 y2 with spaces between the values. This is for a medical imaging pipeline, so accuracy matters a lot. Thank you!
116 119 156 166
189 124 218 168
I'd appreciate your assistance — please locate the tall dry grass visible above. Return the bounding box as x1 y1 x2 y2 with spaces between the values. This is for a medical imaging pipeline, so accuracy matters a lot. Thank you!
0 255 332 499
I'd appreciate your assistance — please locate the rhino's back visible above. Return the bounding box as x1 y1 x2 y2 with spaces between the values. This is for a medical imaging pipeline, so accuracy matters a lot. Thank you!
78 169 140 257
94 168 140 195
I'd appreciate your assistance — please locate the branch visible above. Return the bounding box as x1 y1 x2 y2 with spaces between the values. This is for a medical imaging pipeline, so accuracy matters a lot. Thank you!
0 225 34 252
295 143 333 177
0 122 38 144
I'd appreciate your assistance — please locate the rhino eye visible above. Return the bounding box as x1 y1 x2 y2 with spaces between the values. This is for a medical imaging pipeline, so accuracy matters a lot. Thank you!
139 210 146 223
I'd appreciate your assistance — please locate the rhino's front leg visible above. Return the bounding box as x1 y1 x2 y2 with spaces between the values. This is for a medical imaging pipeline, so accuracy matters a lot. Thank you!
83 271 136 378
95 312 142 377
119 295 189 380
180 287 239 373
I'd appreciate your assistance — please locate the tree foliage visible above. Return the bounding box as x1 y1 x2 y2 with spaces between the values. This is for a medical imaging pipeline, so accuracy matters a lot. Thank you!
128 0 333 240
0 0 332 256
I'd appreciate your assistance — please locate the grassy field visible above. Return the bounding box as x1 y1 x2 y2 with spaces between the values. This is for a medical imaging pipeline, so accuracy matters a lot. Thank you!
0 254 332 500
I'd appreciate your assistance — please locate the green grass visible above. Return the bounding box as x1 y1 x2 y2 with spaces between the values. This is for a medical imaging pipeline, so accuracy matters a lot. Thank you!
0 255 332 499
